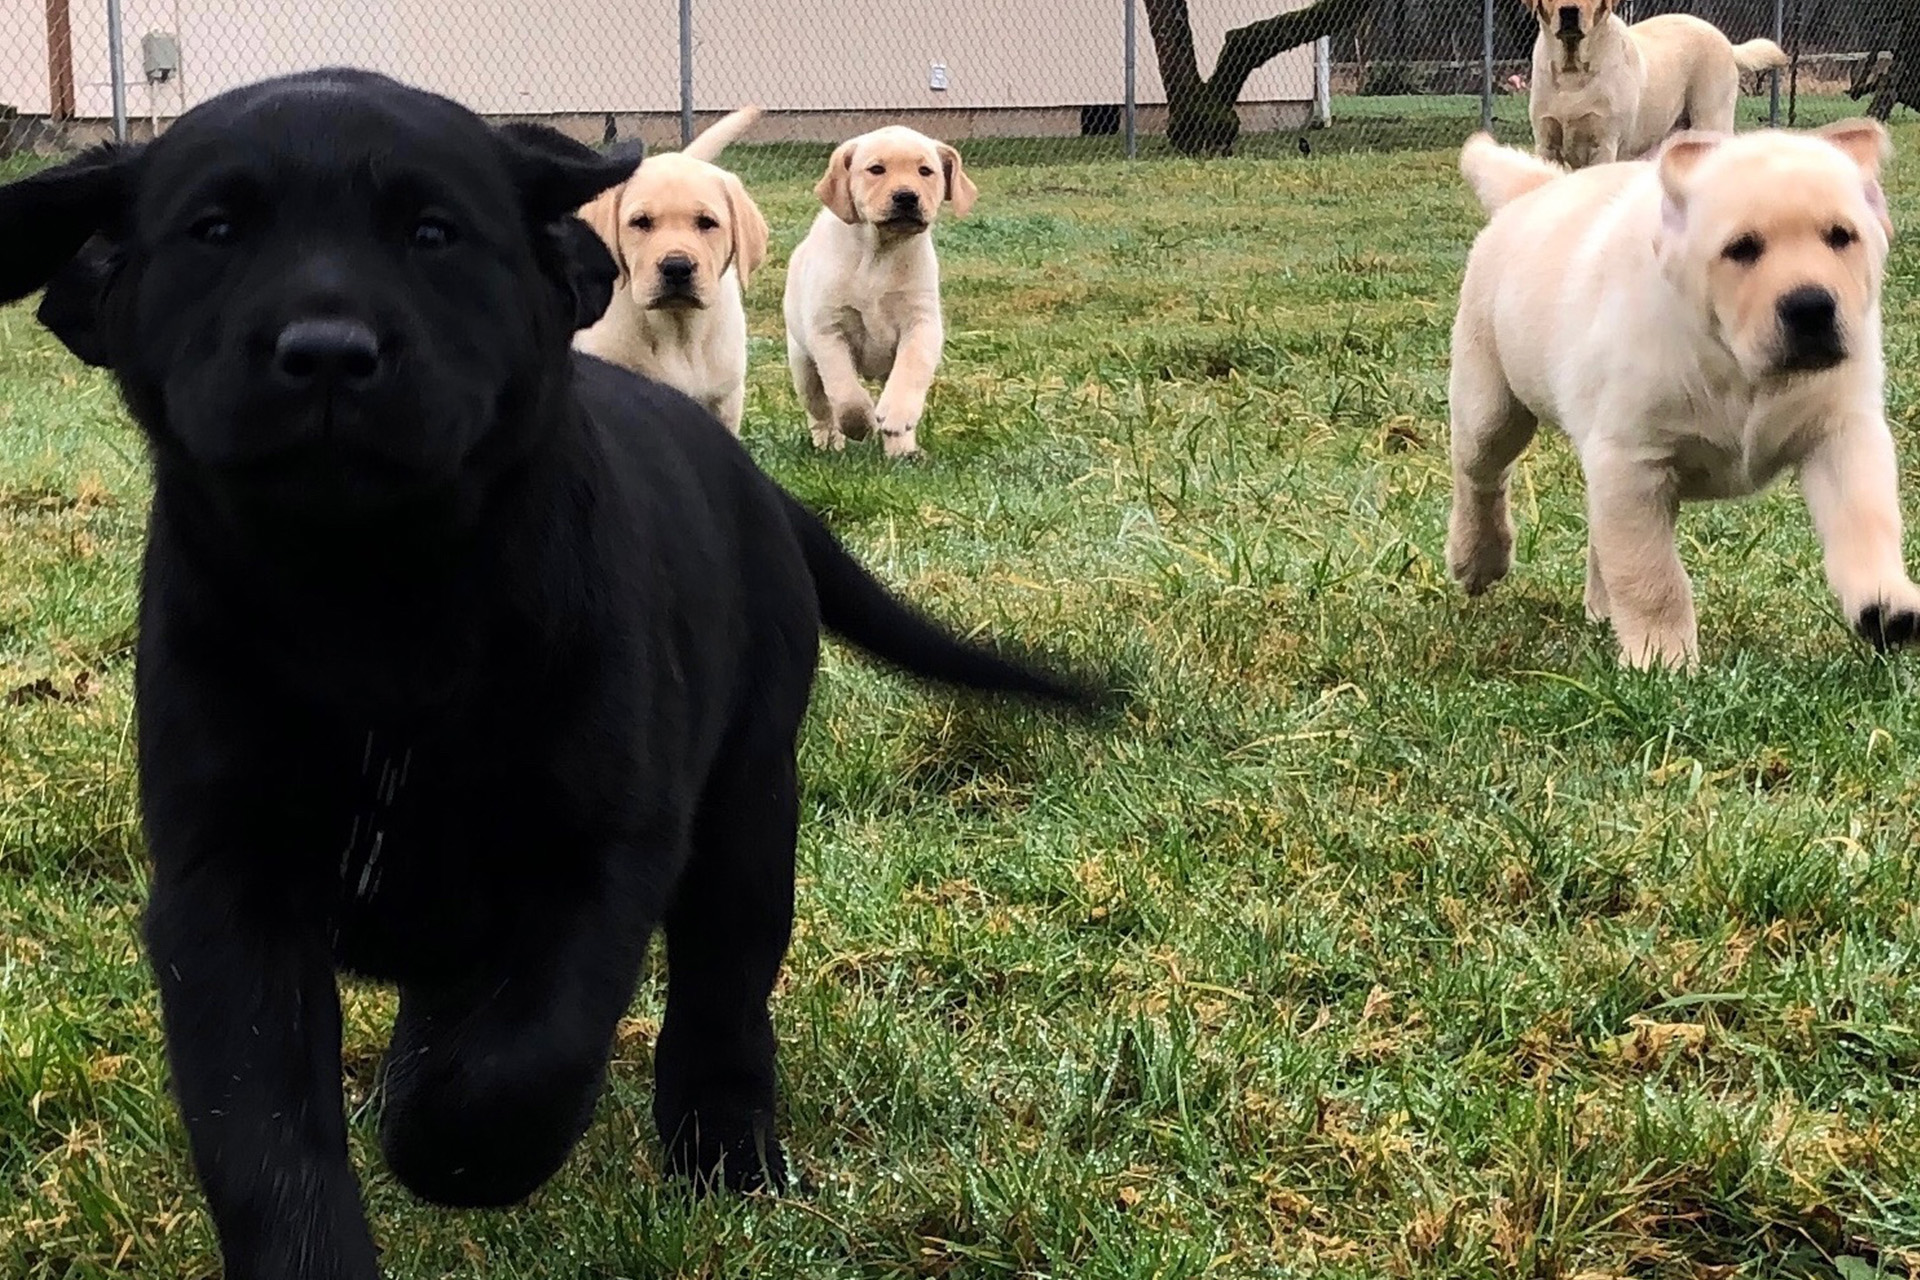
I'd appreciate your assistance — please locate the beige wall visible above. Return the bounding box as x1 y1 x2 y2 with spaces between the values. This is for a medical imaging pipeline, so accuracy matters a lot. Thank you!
3 4 52 117
688 0 1316 112
4 1 1313 122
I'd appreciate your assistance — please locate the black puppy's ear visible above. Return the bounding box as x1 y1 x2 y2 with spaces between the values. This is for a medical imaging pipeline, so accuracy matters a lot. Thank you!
0 143 139 306
495 123 643 223
36 236 121 367
543 215 619 331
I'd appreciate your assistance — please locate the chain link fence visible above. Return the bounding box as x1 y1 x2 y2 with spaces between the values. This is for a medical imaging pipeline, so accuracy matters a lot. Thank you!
2 1 1914 168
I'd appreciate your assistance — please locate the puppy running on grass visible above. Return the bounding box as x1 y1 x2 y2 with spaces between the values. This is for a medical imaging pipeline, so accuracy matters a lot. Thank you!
785 127 976 460
574 108 768 434
1446 121 1916 669
0 69 1108 1280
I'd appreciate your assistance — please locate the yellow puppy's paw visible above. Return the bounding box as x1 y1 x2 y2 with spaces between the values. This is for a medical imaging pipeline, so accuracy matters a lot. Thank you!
835 401 876 442
1616 631 1698 673
879 425 923 461
1446 519 1512 596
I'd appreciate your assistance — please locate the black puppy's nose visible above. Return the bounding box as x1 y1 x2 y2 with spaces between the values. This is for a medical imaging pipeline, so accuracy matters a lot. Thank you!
891 189 921 209
658 254 696 285
1557 5 1582 32
273 318 382 388
1778 286 1838 336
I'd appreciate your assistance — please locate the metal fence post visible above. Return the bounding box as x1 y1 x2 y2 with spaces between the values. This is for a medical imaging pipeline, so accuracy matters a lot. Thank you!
1314 36 1332 127
1480 0 1495 132
1768 0 1783 125
105 0 128 142
678 0 693 147
1123 0 1137 159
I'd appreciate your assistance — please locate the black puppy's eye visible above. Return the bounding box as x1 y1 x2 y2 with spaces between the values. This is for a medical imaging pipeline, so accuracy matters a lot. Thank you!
867 163 886 176
630 214 653 231
918 165 934 177
1722 234 1764 265
190 214 236 246
410 216 457 250
694 213 720 232
1826 225 1857 251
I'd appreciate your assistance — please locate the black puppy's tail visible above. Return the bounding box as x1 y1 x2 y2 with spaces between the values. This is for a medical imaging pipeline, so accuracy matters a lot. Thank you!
780 492 1109 713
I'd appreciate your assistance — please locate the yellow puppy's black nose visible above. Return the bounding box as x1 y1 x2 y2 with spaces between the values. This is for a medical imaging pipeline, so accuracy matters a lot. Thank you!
1778 286 1837 336
1776 286 1845 372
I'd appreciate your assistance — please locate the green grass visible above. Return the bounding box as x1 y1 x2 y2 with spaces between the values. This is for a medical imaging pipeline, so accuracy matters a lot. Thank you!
6 119 1920 1279
763 95 1913 166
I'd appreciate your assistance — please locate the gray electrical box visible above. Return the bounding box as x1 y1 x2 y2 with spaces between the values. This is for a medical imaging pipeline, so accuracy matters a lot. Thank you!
143 32 181 84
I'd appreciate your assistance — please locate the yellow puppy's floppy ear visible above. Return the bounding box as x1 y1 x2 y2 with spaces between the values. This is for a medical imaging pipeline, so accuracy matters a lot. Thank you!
937 142 977 217
1655 130 1721 240
817 140 860 224
722 172 769 291
1817 118 1895 239
1816 117 1891 175
577 182 630 285
1657 132 1721 193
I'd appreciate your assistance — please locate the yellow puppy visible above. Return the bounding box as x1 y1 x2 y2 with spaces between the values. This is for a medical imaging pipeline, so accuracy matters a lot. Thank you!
1447 121 1913 668
575 109 769 433
783 126 977 459
1527 0 1788 168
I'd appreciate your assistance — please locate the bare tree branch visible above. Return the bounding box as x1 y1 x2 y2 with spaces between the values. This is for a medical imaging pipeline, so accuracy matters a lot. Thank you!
1144 0 1383 155
1215 0 1379 105
1873 15 1919 120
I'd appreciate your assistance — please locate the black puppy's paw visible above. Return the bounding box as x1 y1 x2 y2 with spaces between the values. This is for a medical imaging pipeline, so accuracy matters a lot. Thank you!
662 1110 788 1194
1856 604 1920 652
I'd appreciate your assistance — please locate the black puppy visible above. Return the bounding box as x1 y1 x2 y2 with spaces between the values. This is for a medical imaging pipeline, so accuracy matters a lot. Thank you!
0 70 1101 1280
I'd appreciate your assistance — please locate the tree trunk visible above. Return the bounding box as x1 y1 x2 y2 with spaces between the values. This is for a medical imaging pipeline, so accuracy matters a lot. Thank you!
1143 0 1379 156
1141 0 1238 154
1875 15 1920 120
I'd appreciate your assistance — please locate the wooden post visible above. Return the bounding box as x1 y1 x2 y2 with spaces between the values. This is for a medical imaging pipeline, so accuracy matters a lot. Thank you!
46 0 76 120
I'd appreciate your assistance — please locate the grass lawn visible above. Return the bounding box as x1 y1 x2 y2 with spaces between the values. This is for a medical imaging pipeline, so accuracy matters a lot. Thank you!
5 114 1920 1279
872 95 1916 162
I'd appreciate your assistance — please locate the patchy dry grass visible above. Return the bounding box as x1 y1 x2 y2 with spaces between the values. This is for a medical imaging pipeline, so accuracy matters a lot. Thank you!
4 117 1920 1278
